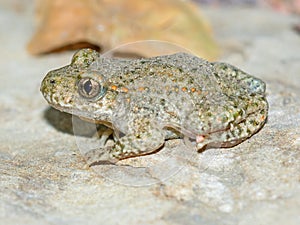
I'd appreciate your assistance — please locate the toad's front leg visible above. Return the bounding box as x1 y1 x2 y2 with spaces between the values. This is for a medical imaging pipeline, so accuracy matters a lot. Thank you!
84 117 165 165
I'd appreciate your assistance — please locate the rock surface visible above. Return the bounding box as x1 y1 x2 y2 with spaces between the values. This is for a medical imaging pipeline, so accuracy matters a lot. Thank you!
0 1 299 224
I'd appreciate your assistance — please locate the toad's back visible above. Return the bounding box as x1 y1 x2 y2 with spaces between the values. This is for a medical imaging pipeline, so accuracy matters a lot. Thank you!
91 53 266 135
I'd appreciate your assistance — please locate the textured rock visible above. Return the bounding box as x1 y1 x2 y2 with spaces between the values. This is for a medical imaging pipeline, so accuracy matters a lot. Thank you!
0 1 299 224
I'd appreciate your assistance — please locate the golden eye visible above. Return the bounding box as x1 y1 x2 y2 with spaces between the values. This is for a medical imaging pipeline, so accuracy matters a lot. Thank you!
78 77 106 100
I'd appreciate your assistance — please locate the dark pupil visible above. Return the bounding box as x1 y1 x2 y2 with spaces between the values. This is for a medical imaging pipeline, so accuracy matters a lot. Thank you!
83 80 93 94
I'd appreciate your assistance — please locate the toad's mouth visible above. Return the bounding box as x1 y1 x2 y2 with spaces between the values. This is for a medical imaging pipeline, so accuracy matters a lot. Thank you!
48 101 113 127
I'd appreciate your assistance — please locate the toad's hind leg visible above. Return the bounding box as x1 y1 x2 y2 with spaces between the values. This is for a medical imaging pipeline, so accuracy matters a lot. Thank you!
84 117 165 165
196 109 267 150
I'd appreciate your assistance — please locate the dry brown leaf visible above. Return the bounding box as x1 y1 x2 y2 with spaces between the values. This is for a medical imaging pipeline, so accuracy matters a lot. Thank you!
27 0 219 60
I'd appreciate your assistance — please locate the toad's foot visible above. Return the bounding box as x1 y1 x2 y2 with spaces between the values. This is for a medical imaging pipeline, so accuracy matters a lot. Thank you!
84 146 118 166
196 108 267 150
85 118 165 165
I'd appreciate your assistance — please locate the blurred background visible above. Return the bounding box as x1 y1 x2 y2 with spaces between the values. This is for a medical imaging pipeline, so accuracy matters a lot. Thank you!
27 0 300 57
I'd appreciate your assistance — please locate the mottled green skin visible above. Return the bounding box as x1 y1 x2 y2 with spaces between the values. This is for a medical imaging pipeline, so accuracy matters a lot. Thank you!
41 49 268 164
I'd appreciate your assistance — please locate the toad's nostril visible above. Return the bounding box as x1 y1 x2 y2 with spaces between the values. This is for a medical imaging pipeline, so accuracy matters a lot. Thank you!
64 95 72 103
50 79 56 84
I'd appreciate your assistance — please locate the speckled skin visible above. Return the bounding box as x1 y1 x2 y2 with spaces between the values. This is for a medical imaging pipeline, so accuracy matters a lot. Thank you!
41 49 268 164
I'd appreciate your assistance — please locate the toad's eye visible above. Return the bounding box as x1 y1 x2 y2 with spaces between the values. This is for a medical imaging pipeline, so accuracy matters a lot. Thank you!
78 77 106 100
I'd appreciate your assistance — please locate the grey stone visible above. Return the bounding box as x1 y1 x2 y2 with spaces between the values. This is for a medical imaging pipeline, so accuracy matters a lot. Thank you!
0 1 299 225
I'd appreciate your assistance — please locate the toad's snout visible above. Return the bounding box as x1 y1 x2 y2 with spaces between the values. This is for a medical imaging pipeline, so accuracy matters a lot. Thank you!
40 71 75 107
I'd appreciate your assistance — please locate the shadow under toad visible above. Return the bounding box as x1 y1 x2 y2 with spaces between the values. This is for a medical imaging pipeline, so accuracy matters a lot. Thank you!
43 107 105 137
